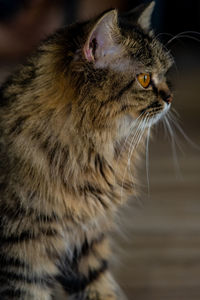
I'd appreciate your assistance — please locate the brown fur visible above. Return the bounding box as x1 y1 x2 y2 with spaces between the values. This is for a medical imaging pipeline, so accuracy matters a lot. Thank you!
0 2 173 299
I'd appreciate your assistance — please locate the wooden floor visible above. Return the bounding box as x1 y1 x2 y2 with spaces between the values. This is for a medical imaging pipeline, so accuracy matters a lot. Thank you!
113 59 200 299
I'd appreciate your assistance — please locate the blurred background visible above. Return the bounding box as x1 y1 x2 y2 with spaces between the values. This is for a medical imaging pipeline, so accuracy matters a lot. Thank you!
0 0 199 299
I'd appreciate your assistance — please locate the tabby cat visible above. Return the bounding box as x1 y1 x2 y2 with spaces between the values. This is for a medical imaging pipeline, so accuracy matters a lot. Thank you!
0 2 173 299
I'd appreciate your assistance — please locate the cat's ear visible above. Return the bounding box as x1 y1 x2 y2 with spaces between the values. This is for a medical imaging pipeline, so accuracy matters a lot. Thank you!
83 10 119 63
120 1 155 32
137 1 155 31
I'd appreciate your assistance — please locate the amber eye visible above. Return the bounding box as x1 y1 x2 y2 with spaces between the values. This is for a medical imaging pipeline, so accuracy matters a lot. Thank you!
137 73 151 88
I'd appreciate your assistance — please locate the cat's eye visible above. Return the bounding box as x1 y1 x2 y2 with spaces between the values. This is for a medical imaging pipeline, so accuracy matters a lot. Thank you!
137 73 151 88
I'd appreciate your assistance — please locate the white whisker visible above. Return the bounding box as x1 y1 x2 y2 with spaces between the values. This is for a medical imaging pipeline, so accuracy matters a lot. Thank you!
117 112 144 159
154 32 174 41
127 115 148 165
120 115 149 202
167 31 200 46
168 111 200 150
164 116 182 178
146 123 151 197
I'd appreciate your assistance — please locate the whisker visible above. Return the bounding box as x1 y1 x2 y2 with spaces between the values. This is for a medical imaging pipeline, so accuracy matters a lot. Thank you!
167 31 200 46
165 115 184 154
171 107 181 119
126 116 147 179
164 116 182 178
145 123 151 197
113 113 145 188
127 115 150 185
154 32 174 41
119 117 144 201
161 116 169 139
120 115 149 202
117 112 144 159
127 115 148 164
168 111 200 150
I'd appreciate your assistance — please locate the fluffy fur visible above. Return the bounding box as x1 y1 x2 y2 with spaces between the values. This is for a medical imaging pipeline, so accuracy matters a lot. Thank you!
0 2 173 299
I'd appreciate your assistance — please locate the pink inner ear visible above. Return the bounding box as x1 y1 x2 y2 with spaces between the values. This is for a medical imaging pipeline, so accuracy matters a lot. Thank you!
84 32 96 62
84 45 94 62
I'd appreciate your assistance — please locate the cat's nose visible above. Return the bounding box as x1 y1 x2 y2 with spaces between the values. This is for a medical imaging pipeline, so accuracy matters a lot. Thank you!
158 84 173 105
166 94 173 104
160 92 173 104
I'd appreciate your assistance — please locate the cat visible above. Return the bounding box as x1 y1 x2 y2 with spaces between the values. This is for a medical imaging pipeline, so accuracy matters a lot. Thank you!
0 2 173 299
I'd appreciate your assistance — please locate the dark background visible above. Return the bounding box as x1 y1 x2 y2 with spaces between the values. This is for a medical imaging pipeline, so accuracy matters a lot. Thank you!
0 0 199 63
0 1 199 299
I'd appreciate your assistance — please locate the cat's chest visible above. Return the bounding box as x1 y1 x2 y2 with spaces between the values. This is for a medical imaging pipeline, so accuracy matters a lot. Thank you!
56 214 110 259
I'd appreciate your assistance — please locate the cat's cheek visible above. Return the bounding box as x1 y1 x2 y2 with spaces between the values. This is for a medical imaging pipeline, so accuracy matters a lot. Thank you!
130 111 140 120
128 110 144 120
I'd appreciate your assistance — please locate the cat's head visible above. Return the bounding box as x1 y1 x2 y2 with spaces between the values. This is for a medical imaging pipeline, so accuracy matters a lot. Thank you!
48 2 173 139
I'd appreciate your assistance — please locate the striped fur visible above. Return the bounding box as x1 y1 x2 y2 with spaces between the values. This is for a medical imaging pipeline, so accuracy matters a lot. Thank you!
0 3 173 299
